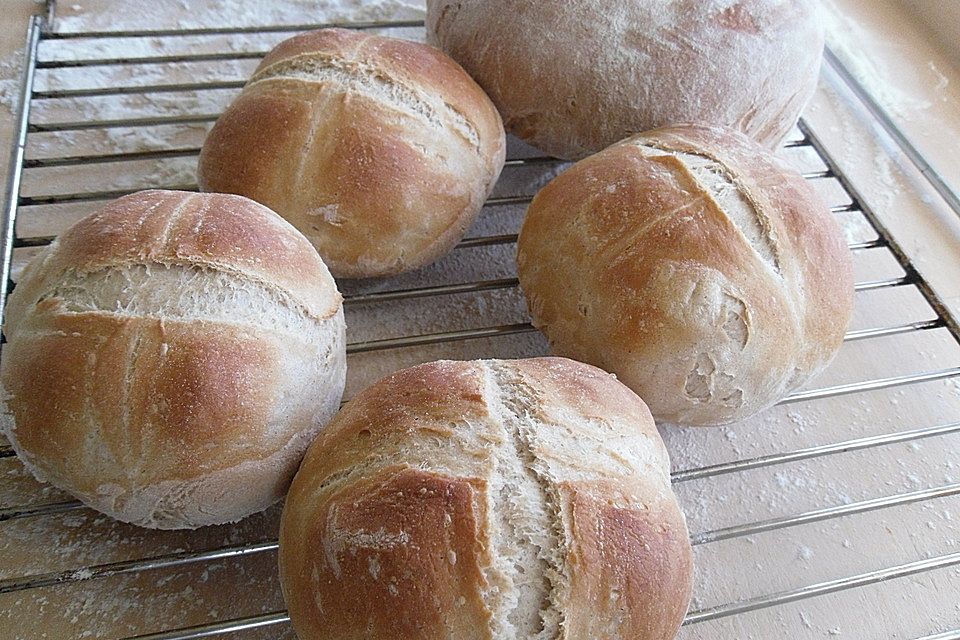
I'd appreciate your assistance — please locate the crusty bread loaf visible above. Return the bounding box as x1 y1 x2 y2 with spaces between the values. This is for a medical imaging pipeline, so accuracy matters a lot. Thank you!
517 125 854 427
198 28 506 279
279 358 693 640
427 0 824 159
0 190 346 529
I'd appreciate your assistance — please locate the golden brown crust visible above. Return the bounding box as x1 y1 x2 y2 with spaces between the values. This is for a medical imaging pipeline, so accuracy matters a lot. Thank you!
281 361 497 639
561 481 693 640
279 358 692 639
427 0 823 159
257 29 501 137
289 359 496 498
3 314 278 490
281 468 492 640
1 190 347 529
198 28 506 278
517 124 855 426
26 190 341 320
257 27 362 69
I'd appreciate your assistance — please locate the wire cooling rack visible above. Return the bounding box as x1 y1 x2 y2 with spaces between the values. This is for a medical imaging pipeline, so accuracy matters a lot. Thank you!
1 10 960 640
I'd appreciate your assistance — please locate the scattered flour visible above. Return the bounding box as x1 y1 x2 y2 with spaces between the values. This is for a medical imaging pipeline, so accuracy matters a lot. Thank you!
2 6 439 638
820 0 933 122
929 61 950 93
3 2 960 638
0 49 25 116
787 411 814 434
54 0 426 32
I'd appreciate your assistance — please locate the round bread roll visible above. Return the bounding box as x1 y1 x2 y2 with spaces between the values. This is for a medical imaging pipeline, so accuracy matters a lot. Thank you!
517 125 854 427
0 190 347 529
427 0 824 159
280 358 693 640
198 28 506 279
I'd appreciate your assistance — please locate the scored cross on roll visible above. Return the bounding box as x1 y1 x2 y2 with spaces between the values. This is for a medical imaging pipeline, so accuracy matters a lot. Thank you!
280 358 693 640
198 28 506 279
517 125 855 427
0 190 347 529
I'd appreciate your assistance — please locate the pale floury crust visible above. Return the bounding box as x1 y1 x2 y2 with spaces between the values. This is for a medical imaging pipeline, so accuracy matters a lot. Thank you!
280 358 693 640
0 190 347 529
517 124 855 427
427 0 824 159
198 28 506 279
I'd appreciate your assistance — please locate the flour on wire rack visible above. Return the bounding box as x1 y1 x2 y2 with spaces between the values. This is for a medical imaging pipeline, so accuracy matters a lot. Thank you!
0 50 25 116
56 0 426 32
13 0 558 380
820 0 934 122
1 4 436 637
28 0 427 178
6 3 960 638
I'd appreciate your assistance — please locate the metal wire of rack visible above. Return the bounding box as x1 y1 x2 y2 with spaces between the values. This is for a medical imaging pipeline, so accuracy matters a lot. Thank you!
1 11 960 640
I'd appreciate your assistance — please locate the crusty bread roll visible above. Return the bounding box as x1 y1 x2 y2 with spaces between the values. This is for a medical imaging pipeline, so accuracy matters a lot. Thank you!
198 28 506 279
279 358 693 640
0 190 346 529
427 0 824 159
517 125 854 427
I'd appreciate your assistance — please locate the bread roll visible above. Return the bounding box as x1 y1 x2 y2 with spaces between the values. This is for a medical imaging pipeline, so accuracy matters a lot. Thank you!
198 28 506 279
517 125 854 427
427 0 824 159
0 190 346 529
279 358 693 640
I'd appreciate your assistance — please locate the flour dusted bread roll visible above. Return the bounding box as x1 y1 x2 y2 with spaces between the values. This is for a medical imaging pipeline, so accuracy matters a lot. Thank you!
517 125 854 427
280 358 692 640
198 28 506 279
0 190 346 529
427 0 824 159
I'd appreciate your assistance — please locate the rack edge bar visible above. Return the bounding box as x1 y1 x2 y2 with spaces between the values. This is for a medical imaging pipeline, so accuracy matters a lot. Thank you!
672 420 960 483
691 482 960 545
43 19 426 39
684 551 960 625
0 18 41 327
914 631 960 640
824 47 960 220
124 612 291 640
